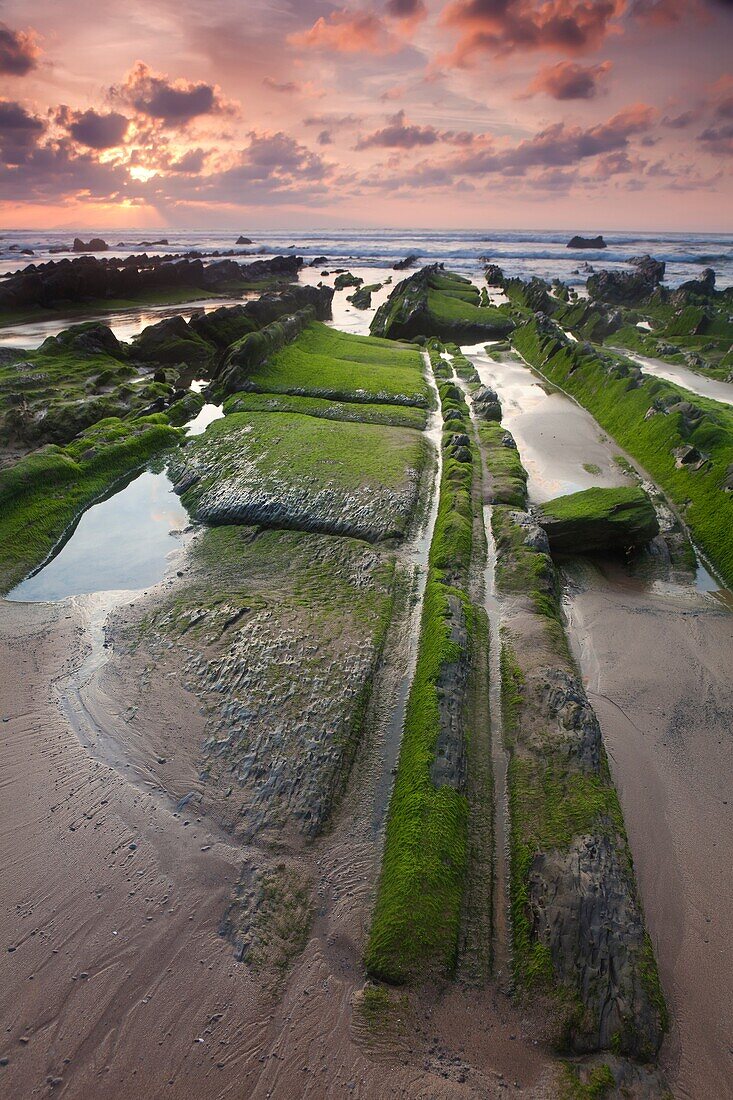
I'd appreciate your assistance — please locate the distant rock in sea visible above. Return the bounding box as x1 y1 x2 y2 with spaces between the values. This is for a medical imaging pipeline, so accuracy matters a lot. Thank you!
236 235 253 245
73 237 108 252
567 235 607 249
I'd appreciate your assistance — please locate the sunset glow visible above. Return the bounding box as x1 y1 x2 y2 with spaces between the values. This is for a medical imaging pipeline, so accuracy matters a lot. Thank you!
1 2 731 230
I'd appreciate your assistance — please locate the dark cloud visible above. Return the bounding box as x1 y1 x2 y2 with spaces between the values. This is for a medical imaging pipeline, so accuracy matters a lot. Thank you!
355 109 476 150
111 62 229 125
662 110 697 128
698 121 733 155
356 109 440 149
57 107 130 149
0 22 40 76
440 0 625 64
169 148 207 172
317 129 333 144
384 0 427 18
0 138 129 202
0 100 45 163
525 60 612 100
716 94 733 119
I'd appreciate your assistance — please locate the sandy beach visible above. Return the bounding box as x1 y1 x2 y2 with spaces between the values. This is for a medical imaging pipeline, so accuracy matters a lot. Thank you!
564 568 733 1099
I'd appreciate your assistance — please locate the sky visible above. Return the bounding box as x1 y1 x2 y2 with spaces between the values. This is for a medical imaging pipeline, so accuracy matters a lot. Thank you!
0 0 731 232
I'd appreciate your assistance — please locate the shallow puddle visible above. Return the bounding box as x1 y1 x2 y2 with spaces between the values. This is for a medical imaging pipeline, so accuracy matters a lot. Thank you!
6 469 189 602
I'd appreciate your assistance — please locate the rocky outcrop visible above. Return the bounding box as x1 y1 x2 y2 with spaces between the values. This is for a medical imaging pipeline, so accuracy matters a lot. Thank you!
587 266 662 306
0 253 303 313
371 264 514 343
538 486 659 554
529 833 663 1058
217 309 316 394
676 267 716 299
393 253 420 270
334 272 363 290
484 263 505 286
493 501 667 1059
73 237 108 252
172 415 423 544
629 254 666 285
235 235 253 245
347 283 382 309
131 315 214 367
471 384 502 422
567 235 607 249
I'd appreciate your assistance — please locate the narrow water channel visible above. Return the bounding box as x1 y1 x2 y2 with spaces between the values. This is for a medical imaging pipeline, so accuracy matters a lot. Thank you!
461 339 733 1097
451 363 513 983
371 351 444 832
614 348 733 407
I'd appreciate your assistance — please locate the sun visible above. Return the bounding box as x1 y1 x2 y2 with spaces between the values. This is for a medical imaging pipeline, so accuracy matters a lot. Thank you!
128 165 158 182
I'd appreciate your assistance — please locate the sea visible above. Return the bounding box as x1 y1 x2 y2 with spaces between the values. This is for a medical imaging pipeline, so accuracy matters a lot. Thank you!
1 228 732 289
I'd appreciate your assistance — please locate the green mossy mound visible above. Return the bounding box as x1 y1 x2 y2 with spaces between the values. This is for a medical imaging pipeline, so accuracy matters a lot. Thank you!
234 321 428 408
538 486 659 554
365 376 475 984
222 391 427 430
172 411 426 544
371 265 515 343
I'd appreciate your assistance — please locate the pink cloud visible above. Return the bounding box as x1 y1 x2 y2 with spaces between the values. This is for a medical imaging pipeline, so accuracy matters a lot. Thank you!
110 62 233 126
524 60 613 100
440 0 626 66
288 10 402 55
0 22 41 76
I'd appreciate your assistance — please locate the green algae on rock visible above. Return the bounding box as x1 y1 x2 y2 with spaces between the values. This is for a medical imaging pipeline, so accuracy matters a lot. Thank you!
123 524 397 845
365 374 475 984
371 265 515 343
172 411 427 543
538 485 659 554
230 321 429 408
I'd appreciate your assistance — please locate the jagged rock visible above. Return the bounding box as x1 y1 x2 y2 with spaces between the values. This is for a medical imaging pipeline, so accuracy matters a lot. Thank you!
347 282 382 309
678 267 716 297
538 486 659 553
587 267 660 306
235 236 253 245
673 444 707 469
73 237 108 252
510 510 551 555
471 384 502 422
131 315 214 367
528 833 664 1058
371 264 514 343
484 263 505 286
393 253 420 270
0 253 303 313
567 235 607 249
629 254 666 285
334 272 363 291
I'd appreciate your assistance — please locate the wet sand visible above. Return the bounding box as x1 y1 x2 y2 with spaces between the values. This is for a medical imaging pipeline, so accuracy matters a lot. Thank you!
0 585 556 1098
564 567 733 1099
